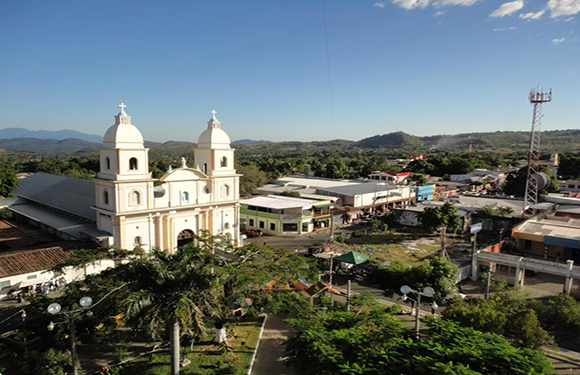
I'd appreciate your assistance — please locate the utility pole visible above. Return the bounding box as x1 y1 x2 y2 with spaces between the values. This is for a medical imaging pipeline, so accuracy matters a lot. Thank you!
485 271 492 299
330 207 335 240
346 280 352 312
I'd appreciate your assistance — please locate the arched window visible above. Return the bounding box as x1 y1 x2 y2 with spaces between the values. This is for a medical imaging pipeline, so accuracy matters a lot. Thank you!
106 157 111 170
222 184 230 197
131 191 141 205
103 190 109 205
134 236 142 246
221 156 227 167
129 157 138 170
182 191 189 202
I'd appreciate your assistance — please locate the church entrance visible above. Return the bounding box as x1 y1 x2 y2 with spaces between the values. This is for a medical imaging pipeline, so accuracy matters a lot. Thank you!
177 229 194 249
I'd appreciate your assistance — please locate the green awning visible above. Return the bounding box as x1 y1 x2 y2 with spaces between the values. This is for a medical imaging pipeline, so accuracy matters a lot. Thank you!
334 251 370 265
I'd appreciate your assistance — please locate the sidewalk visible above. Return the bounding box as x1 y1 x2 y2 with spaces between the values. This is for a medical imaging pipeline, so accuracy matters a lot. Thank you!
250 314 295 375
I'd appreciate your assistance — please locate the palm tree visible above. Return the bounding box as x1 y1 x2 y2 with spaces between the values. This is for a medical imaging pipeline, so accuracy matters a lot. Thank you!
120 246 217 375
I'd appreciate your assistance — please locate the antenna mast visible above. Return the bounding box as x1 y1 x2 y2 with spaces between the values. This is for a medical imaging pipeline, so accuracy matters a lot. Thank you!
523 87 552 217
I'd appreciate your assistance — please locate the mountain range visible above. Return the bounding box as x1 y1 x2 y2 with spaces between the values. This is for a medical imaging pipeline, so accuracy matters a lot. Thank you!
0 127 579 154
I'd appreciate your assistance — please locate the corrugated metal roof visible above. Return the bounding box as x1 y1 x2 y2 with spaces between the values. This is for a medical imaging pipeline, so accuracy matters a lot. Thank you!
13 173 95 221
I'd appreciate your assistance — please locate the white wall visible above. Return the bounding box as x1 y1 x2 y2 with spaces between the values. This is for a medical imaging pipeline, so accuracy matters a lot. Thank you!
0 259 116 300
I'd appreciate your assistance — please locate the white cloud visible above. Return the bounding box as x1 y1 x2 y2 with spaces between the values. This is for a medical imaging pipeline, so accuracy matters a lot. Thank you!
433 0 479 6
434 10 446 15
392 0 430 10
552 37 566 43
490 0 524 17
565 16 575 20
374 2 386 8
494 26 519 30
519 10 545 19
547 0 580 18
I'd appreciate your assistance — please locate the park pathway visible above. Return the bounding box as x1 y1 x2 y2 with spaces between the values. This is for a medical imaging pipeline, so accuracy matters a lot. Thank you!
250 314 296 375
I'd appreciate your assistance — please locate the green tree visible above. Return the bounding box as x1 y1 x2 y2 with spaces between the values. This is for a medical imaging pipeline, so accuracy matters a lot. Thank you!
478 205 514 217
409 173 428 185
120 246 217 375
17 348 73 375
237 163 269 197
0 167 18 197
419 203 461 233
285 307 555 375
280 190 300 198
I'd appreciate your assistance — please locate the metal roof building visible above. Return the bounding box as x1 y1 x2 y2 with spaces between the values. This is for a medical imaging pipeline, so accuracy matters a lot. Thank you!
8 173 111 244
13 172 96 221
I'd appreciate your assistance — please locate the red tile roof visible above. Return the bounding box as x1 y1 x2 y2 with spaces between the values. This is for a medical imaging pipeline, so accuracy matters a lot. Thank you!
0 247 71 278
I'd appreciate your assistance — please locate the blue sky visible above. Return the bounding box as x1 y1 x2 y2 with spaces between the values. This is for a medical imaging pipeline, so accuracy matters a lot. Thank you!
0 0 578 143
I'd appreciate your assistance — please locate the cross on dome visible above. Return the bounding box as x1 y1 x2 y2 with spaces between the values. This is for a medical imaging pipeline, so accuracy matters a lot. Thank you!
118 102 127 116
210 109 218 121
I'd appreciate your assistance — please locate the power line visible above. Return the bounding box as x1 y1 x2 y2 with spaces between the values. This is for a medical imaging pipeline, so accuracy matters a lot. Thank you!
322 0 336 140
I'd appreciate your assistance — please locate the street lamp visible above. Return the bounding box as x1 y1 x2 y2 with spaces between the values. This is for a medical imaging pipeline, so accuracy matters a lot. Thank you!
47 297 93 375
21 309 27 356
400 285 438 339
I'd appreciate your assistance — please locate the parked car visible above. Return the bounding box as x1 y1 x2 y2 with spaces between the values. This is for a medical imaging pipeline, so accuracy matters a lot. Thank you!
244 229 263 238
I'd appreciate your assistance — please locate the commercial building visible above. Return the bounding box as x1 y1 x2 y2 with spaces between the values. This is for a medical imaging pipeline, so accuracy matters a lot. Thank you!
257 175 416 218
240 195 335 235
368 171 411 184
513 216 580 262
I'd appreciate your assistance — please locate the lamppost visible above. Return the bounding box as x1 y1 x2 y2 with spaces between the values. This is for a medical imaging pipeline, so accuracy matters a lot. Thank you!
400 285 438 339
47 297 93 375
21 309 27 356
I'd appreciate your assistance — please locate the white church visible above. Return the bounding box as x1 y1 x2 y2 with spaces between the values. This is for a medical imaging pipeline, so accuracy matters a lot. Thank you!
94 104 241 251
9 104 242 253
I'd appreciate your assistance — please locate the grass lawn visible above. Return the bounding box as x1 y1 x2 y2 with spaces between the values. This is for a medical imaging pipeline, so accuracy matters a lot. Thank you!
333 230 442 265
118 318 263 375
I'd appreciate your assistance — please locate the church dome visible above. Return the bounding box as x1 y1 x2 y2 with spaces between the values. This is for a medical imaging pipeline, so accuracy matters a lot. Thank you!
103 103 145 149
196 110 231 149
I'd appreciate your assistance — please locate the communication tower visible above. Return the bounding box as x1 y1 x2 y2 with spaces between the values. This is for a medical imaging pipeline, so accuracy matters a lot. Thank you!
523 87 552 217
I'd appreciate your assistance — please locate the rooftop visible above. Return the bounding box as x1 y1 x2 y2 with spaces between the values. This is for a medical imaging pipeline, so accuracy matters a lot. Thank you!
316 183 408 196
241 195 316 210
13 173 96 222
0 247 71 278
516 216 580 240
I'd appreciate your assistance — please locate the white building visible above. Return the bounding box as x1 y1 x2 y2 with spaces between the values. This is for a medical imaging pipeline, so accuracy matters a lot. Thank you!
240 195 335 235
94 105 241 252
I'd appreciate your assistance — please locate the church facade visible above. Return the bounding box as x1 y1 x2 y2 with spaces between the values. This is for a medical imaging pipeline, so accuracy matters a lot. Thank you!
93 104 241 252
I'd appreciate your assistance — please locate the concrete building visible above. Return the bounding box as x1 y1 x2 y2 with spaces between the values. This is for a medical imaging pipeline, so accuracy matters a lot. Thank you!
368 171 411 184
561 180 580 193
257 175 416 218
513 216 580 262
240 195 335 235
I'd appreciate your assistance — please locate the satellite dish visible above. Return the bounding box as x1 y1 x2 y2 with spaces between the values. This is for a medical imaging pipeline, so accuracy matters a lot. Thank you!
422 286 435 297
534 172 550 191
79 297 93 307
47 303 62 315
400 285 411 295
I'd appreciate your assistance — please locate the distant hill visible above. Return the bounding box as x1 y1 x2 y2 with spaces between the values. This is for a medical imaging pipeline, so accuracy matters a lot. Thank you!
356 130 580 152
0 127 102 143
355 132 424 149
232 139 270 146
0 138 101 153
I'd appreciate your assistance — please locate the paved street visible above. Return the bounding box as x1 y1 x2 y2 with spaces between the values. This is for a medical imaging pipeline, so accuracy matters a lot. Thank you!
251 315 296 375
